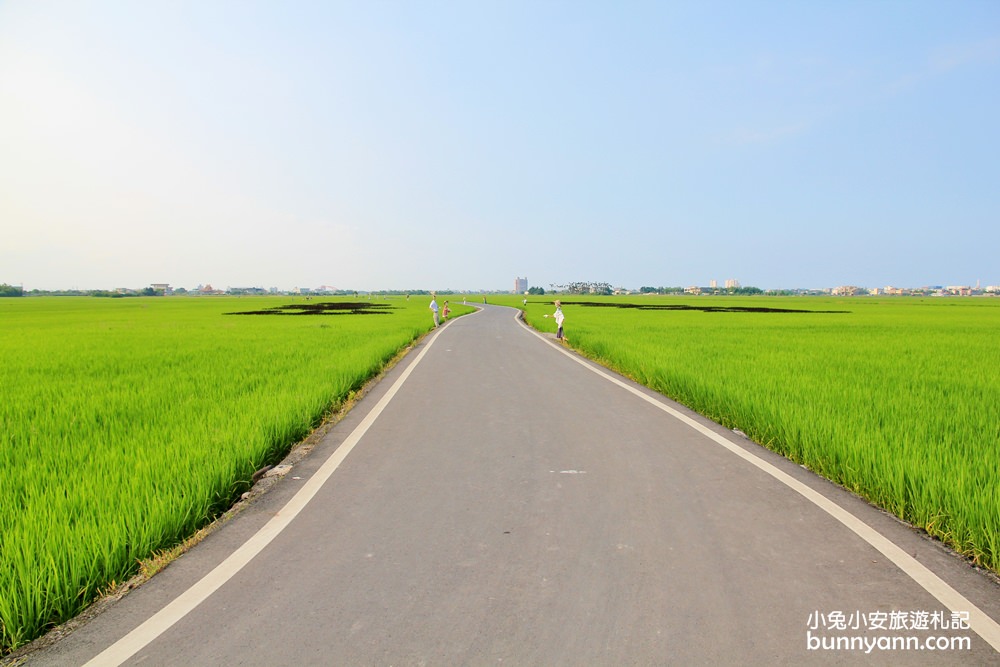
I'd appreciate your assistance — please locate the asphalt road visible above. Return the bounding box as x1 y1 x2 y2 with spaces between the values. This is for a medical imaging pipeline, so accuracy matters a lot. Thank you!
22 305 1000 665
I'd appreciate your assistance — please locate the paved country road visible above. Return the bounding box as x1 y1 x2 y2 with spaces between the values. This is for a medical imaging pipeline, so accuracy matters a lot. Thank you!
19 306 1000 666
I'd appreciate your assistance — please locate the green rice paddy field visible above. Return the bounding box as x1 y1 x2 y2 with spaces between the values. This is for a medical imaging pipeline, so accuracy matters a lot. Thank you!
518 294 1000 577
2 294 999 653
0 295 466 654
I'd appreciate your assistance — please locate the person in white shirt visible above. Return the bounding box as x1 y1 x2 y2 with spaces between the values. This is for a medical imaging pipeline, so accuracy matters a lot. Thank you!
429 293 439 327
544 300 566 341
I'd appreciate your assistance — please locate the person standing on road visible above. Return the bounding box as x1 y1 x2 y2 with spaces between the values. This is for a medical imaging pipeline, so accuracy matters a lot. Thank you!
442 300 450 321
544 300 566 342
429 293 440 327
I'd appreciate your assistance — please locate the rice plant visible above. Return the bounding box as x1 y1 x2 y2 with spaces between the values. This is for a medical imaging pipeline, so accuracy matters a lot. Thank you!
519 295 1000 574
0 295 466 654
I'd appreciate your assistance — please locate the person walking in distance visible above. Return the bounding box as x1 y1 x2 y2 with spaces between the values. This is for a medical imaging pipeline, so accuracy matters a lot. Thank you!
544 300 566 342
429 293 440 327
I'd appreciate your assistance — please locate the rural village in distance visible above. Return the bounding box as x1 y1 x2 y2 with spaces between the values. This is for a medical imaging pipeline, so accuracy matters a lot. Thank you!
1 278 998 299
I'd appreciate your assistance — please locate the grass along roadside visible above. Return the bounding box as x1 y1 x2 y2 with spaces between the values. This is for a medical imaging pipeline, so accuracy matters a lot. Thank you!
510 294 1000 575
0 326 429 663
0 295 472 655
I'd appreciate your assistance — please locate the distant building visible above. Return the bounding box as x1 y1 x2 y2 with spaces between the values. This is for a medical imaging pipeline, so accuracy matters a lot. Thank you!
725 279 740 289
514 276 528 293
150 283 171 295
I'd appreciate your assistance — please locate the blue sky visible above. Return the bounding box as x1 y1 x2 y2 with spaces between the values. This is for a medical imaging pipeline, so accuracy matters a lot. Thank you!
2 1 998 292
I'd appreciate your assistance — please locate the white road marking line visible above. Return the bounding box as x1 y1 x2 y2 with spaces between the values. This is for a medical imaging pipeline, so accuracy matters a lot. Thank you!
85 320 457 666
518 309 1000 653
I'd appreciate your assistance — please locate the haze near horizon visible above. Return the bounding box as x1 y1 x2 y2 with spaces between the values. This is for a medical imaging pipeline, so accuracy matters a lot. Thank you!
1 1 998 292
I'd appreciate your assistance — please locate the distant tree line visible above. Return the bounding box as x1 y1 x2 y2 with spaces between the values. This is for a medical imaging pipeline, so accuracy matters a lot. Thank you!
716 286 764 295
640 285 764 295
640 286 686 294
552 281 614 295
7 287 164 297
82 288 162 297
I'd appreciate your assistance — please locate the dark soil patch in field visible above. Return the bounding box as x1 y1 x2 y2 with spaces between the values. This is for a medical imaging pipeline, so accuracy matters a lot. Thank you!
225 302 396 316
564 301 849 314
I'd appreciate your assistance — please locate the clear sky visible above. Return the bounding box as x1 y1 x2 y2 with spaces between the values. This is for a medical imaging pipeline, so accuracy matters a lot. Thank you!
2 1 998 292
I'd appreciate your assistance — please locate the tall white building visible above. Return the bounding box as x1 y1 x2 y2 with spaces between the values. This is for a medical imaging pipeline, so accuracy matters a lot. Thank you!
514 276 528 293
